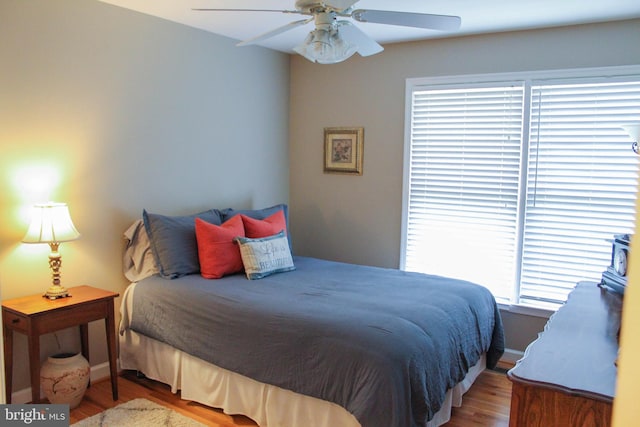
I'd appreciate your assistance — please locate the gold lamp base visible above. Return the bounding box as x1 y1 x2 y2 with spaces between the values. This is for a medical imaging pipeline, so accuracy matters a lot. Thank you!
42 244 71 299
43 284 70 300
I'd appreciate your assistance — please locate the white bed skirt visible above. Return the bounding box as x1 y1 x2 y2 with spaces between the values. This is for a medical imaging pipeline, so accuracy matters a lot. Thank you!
119 284 485 427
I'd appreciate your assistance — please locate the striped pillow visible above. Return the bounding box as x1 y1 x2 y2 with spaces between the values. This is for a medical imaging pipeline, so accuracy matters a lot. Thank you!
235 231 295 280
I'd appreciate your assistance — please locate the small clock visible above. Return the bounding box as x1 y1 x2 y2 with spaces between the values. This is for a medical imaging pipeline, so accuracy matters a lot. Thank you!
613 247 628 276
601 234 632 294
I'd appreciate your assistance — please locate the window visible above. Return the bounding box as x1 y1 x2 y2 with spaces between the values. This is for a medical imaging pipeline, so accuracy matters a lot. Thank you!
402 67 640 310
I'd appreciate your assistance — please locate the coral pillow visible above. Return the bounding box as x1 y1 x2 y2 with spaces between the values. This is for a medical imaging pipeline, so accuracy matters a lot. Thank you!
195 215 245 279
241 210 287 238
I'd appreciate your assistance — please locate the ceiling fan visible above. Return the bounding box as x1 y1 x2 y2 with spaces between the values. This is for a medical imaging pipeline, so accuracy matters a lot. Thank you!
194 0 461 64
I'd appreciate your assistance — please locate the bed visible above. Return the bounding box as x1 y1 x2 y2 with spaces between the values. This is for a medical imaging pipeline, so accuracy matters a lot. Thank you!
118 205 504 427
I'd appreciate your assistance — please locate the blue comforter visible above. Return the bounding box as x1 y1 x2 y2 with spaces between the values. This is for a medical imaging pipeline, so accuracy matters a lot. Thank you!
130 256 504 427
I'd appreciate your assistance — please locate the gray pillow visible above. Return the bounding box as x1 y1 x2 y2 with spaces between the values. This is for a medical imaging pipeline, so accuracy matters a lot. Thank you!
220 203 288 225
143 209 223 279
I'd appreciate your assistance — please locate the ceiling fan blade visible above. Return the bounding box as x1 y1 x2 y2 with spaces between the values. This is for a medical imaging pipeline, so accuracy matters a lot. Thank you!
237 18 312 47
325 0 360 10
193 8 299 14
338 22 384 57
351 9 461 31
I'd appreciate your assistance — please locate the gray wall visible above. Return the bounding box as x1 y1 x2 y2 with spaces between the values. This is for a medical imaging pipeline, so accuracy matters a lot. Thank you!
289 19 640 352
2 0 638 397
0 0 289 394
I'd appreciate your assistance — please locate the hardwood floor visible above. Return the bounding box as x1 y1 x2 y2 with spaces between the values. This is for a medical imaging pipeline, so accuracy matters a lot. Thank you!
70 364 513 426
446 366 512 427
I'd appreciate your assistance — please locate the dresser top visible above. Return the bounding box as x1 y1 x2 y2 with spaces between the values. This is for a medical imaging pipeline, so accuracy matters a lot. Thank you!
508 281 622 402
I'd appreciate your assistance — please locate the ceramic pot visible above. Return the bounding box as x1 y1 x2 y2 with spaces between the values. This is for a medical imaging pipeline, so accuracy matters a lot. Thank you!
40 352 90 408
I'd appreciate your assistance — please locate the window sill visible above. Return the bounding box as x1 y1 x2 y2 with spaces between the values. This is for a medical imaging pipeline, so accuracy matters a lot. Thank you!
497 301 555 319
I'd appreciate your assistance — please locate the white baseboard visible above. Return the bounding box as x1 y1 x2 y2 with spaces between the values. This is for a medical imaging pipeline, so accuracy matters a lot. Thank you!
500 348 525 365
10 351 521 403
9 386 33 405
10 361 115 404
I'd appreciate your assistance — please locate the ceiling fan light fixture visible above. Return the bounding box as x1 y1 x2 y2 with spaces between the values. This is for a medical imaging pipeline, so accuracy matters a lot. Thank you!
196 2 461 63
294 26 357 64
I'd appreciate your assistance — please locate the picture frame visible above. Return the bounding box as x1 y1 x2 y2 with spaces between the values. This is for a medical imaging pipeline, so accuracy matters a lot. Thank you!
323 127 364 175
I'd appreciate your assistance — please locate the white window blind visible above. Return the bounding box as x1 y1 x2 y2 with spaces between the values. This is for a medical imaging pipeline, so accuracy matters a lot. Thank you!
404 84 524 301
403 70 640 310
520 81 640 307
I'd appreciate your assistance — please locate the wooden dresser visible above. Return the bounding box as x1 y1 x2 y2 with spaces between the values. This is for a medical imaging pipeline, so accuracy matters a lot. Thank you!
507 281 622 427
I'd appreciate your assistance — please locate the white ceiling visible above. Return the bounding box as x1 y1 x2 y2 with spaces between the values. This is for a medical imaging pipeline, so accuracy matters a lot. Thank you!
98 0 640 54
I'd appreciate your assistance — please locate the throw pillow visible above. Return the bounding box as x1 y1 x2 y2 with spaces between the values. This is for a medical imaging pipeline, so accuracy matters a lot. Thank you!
195 215 245 279
220 203 288 225
235 231 295 280
241 210 287 238
143 209 223 279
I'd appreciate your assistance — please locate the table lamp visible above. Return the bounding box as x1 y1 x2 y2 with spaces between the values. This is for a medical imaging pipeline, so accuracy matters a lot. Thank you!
22 202 81 299
622 124 640 154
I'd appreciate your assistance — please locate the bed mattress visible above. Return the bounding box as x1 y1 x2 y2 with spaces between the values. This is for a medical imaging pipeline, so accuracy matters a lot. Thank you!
122 256 504 427
119 318 486 427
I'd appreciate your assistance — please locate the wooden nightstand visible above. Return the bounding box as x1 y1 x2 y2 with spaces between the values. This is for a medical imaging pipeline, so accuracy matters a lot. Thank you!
2 285 120 404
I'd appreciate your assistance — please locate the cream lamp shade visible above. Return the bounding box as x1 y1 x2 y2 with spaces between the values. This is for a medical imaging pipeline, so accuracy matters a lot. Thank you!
622 124 640 154
22 202 81 299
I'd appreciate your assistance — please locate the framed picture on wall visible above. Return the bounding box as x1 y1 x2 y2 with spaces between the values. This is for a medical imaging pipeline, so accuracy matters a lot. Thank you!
323 127 364 175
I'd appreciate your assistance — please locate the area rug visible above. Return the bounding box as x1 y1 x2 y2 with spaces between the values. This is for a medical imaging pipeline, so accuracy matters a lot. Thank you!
72 398 208 427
